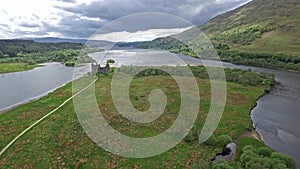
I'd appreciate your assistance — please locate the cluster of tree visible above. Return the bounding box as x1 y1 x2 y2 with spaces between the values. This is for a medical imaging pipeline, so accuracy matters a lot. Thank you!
191 140 297 169
239 145 297 169
0 49 94 67
135 37 185 50
203 134 233 147
190 66 274 86
182 128 233 150
218 50 300 71
0 40 102 67
0 39 83 58
117 66 274 86
134 37 198 56
211 24 272 45
134 36 300 72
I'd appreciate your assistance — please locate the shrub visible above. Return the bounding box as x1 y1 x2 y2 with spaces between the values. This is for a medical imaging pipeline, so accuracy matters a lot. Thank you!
271 152 297 169
184 128 198 143
27 60 36 65
240 150 258 166
107 59 115 64
239 146 297 169
192 159 211 169
204 134 218 146
257 147 272 157
212 160 233 169
242 145 256 153
65 61 75 67
217 135 233 147
245 157 269 169
270 158 289 169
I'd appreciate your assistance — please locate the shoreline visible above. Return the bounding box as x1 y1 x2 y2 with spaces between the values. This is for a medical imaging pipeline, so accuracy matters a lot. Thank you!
248 81 277 144
0 80 73 115
174 50 300 73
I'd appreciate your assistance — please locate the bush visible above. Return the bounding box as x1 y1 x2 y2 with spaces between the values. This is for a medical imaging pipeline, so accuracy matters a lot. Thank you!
183 128 198 143
107 59 115 64
192 159 211 169
245 157 289 169
242 145 256 153
217 135 233 147
257 147 272 157
271 152 297 169
204 134 218 146
65 61 75 67
212 160 233 169
239 146 297 169
240 150 258 166
245 157 270 169
27 60 36 65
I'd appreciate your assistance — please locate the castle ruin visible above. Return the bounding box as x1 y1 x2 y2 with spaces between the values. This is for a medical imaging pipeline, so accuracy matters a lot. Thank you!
91 62 110 75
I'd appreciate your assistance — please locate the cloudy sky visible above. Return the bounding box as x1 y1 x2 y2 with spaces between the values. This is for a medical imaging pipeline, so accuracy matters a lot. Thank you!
0 0 251 40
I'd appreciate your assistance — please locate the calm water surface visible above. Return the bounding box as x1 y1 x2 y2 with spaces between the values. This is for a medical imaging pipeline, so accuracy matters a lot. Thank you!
0 62 89 111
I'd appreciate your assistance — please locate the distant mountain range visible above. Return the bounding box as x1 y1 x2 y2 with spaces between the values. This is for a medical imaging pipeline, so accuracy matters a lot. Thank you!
25 37 115 48
29 37 88 44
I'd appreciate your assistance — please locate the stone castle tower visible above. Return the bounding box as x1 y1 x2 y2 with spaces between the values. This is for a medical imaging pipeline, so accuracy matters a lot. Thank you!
91 62 110 74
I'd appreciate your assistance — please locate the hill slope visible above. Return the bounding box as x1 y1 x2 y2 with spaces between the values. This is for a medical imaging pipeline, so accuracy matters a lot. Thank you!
201 0 300 56
135 0 300 71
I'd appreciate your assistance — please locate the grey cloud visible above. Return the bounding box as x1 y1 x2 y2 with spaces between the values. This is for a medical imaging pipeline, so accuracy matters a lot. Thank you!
193 0 250 25
56 0 249 25
56 0 76 2
41 14 107 38
19 22 41 28
2 0 251 39
51 0 250 38
32 14 40 19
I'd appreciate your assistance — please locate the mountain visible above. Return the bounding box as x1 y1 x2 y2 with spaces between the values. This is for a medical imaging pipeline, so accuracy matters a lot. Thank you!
200 0 300 56
0 39 83 57
135 0 300 71
31 37 87 44
29 37 114 48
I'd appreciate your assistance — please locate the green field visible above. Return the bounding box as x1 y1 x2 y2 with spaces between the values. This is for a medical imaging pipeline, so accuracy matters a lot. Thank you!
0 63 39 74
0 67 295 168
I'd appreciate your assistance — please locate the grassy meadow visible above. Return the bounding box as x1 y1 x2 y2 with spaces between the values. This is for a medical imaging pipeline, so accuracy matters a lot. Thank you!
0 63 38 74
0 66 274 168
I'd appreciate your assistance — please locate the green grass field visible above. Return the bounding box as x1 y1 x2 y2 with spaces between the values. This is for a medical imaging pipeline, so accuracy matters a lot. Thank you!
0 63 38 74
0 70 270 168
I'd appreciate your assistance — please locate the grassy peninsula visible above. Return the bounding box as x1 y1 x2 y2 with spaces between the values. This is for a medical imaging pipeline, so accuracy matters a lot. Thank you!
0 67 296 168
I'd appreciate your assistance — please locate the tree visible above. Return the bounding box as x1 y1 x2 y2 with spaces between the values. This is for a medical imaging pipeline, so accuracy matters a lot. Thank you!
271 152 297 169
217 135 232 147
212 160 233 169
0 51 4 58
257 147 272 157
204 134 218 146
240 150 258 166
242 145 256 153
107 59 115 64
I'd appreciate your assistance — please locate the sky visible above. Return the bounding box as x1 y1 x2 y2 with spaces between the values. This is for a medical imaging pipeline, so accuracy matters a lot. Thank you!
0 0 252 41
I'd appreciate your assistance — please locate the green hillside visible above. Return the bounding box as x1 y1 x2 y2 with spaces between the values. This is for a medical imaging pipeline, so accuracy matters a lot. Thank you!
202 0 300 56
135 0 300 71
